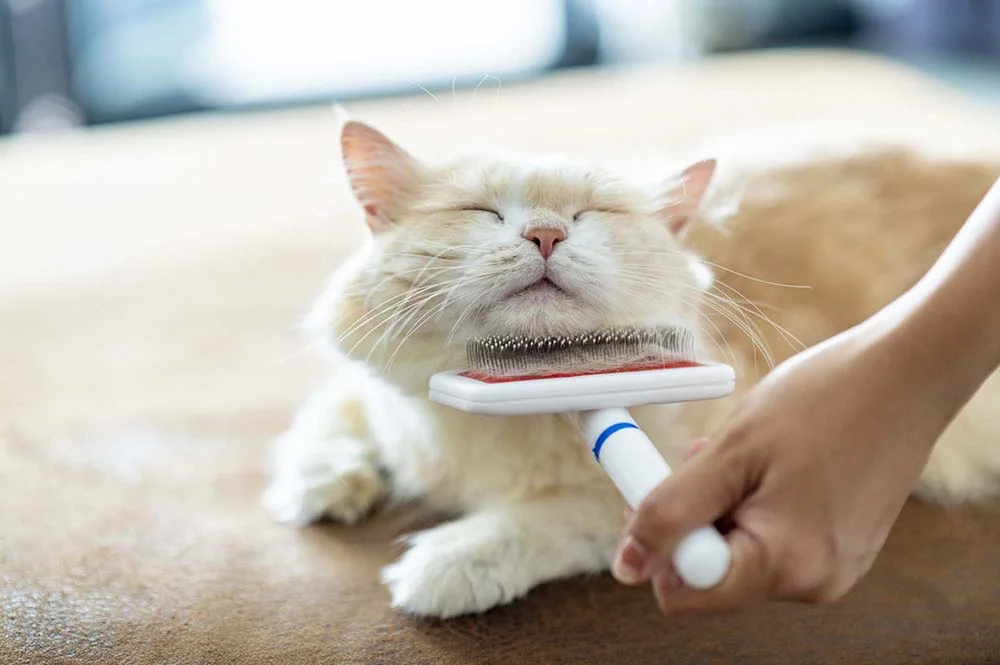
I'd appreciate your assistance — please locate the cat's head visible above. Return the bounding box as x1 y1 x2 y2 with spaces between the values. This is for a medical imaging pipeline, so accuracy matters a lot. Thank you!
310 112 717 387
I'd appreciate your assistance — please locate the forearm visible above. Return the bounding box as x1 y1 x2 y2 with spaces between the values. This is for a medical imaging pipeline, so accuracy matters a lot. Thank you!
873 177 1000 421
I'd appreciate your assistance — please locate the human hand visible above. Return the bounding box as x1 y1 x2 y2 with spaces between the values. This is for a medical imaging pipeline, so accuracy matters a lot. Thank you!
611 322 956 614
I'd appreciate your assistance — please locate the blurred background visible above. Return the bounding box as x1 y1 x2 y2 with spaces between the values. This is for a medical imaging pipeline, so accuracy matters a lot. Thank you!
1 0 998 135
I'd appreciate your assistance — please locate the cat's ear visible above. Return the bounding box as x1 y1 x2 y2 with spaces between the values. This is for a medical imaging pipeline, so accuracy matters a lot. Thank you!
659 158 717 237
336 108 420 232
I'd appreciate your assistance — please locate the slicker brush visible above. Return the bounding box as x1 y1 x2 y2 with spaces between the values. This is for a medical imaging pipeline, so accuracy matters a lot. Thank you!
429 325 736 589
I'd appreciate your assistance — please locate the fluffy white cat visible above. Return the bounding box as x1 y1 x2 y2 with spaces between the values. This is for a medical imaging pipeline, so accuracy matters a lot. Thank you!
264 111 1000 619
263 112 716 618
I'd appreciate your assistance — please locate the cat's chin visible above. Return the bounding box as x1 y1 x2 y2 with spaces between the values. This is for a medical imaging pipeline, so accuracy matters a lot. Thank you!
471 298 606 340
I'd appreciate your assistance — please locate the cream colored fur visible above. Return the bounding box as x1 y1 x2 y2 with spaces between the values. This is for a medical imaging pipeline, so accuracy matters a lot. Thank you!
264 113 1000 618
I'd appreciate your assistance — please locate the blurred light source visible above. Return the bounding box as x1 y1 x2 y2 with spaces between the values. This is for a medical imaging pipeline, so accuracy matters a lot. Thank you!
850 0 920 20
12 92 83 132
590 0 695 62
185 0 566 106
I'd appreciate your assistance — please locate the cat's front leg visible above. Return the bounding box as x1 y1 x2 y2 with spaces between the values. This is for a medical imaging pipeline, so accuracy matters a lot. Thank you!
264 379 386 526
381 492 622 618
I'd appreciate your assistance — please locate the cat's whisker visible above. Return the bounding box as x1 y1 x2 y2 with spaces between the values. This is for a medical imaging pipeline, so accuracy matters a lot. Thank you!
605 277 739 368
700 260 811 291
381 272 501 370
361 290 451 364
673 281 774 368
409 82 442 104
260 343 319 374
383 298 454 374
697 295 773 370
349 257 473 321
375 254 463 266
709 280 807 353
711 293 804 358
408 248 471 288
606 280 735 366
609 259 801 366
613 271 773 368
362 273 499 363
685 293 766 369
612 248 811 291
354 265 466 309
446 291 491 346
350 258 468 311
410 240 485 251
346 296 437 360
473 74 502 100
380 243 473 259
339 279 458 344
381 284 457 348
693 309 739 369
341 279 467 357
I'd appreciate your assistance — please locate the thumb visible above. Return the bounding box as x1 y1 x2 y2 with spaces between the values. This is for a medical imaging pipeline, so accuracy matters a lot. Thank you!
629 437 755 563
651 525 770 615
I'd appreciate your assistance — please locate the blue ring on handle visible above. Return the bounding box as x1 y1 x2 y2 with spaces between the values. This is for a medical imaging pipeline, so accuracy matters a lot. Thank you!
592 422 639 461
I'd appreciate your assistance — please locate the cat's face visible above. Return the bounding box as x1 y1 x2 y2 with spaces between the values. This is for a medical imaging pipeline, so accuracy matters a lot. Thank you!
318 115 716 378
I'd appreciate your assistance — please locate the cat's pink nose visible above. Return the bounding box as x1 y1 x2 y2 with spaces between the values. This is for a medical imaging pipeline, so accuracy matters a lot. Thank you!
524 227 566 258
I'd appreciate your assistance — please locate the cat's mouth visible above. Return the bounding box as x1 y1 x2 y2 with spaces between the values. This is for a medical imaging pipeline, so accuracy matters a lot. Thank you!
514 277 565 296
479 271 600 336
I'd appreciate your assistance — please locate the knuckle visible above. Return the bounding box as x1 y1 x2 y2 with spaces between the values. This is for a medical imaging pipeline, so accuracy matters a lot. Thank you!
719 419 752 448
637 493 689 535
715 413 759 455
710 429 757 484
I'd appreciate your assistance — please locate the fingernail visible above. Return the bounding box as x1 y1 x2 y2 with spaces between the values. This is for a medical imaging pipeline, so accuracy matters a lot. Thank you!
612 538 649 585
664 570 684 591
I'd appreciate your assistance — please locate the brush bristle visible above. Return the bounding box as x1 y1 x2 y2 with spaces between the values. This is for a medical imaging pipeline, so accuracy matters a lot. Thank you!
465 326 696 377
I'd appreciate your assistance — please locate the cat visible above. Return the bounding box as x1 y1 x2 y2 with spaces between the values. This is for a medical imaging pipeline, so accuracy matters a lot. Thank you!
263 110 1000 619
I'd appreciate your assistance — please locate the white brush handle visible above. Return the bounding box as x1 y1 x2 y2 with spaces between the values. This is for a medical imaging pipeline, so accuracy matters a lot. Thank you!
581 407 732 590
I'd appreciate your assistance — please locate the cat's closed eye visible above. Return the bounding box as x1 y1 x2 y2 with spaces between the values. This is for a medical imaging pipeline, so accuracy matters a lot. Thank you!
573 209 627 221
460 207 505 222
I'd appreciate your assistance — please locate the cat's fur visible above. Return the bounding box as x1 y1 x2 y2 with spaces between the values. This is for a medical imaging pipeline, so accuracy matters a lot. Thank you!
264 112 1000 618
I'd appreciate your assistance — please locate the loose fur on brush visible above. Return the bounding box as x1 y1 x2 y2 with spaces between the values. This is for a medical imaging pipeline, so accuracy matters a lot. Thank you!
264 110 1000 618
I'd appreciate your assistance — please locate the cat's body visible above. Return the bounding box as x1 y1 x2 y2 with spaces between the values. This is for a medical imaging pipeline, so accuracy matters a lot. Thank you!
264 114 1000 618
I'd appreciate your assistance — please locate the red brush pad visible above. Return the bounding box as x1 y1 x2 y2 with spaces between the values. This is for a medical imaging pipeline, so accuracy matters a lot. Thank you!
460 360 701 384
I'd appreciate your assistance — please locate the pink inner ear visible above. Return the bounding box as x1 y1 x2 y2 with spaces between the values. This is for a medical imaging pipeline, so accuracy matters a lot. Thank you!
668 213 690 236
361 203 395 232
664 158 716 236
341 121 417 231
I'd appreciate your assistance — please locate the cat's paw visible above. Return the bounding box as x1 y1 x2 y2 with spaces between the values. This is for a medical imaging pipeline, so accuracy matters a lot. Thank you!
380 521 526 618
263 438 384 526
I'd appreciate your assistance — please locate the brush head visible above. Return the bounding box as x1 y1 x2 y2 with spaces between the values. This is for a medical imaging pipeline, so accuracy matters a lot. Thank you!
428 325 734 415
464 326 697 380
